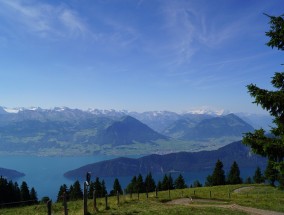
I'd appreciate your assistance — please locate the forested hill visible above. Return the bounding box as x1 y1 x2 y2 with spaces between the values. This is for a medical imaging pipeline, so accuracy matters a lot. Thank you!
64 141 267 179
0 167 25 179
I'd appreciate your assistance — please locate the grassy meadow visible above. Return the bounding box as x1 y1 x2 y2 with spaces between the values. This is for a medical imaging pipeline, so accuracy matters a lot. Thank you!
1 184 283 215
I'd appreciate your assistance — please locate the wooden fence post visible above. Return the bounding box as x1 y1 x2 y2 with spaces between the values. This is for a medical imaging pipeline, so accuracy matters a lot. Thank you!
105 194 108 210
63 192 68 215
47 200 52 215
210 191 211 199
168 189 171 199
84 182 88 215
155 188 158 198
93 190 98 212
117 191 120 205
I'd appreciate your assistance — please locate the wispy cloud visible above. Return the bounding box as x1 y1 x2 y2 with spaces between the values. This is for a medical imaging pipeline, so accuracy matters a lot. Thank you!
0 0 92 39
158 1 259 68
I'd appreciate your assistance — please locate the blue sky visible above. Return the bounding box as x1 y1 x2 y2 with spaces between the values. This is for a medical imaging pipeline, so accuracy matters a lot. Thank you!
0 0 283 113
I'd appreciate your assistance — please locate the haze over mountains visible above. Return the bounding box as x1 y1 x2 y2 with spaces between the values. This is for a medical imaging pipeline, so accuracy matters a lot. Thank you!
0 106 271 156
64 141 267 179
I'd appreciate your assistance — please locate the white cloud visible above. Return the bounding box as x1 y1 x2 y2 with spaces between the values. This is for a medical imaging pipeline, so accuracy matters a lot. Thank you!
0 0 91 39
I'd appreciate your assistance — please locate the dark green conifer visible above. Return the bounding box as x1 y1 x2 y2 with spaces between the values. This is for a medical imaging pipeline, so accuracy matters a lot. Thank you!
227 161 242 184
145 172 156 192
174 174 187 189
253 167 265 184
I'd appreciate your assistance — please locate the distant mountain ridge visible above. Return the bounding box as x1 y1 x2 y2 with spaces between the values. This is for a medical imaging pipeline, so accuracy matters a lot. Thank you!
0 106 270 156
0 167 25 179
95 116 168 146
64 141 267 178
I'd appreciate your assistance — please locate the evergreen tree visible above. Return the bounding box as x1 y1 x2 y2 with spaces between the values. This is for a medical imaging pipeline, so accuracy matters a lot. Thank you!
57 184 68 202
13 182 21 203
20 181 30 202
253 167 265 184
205 175 213 186
174 174 187 189
30 187 38 203
136 174 145 193
69 180 83 200
144 172 156 192
161 174 174 190
0 178 35 207
211 159 226 186
242 14 284 188
192 180 202 188
157 181 162 191
88 181 95 199
126 176 137 194
168 174 174 190
265 160 279 186
101 180 107 197
161 174 168 190
227 161 242 184
110 178 123 195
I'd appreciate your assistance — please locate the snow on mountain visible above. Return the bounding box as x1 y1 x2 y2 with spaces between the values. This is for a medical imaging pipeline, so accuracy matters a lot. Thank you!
184 107 230 116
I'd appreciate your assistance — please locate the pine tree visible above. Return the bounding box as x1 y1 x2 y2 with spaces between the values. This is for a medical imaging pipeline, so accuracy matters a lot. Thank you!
205 175 213 186
69 180 83 200
111 178 123 195
20 181 30 202
144 172 156 192
192 180 202 188
211 159 226 186
168 174 174 190
157 181 162 191
126 176 137 194
30 187 38 204
136 174 145 193
243 14 284 188
101 180 107 197
57 184 68 202
161 174 168 190
253 167 265 184
174 174 187 189
227 161 242 184
161 174 174 190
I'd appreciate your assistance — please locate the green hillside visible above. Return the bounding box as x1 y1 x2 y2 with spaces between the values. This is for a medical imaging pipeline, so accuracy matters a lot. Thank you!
1 184 283 215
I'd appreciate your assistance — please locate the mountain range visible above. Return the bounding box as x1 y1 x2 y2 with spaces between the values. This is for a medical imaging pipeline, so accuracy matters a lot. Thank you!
0 106 270 156
64 141 267 179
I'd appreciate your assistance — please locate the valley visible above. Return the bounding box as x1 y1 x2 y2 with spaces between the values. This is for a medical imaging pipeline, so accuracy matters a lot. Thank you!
0 106 265 156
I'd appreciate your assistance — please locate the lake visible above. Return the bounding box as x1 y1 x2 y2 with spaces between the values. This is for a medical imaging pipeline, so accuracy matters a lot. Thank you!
0 155 256 201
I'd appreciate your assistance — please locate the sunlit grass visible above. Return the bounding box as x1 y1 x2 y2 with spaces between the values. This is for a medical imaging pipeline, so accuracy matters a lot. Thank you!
1 184 283 215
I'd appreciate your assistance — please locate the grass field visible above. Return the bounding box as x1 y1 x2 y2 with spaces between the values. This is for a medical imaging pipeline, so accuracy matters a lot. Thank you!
1 184 283 215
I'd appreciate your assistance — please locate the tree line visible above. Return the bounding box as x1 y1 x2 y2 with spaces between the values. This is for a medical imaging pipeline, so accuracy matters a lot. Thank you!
0 176 38 207
205 160 270 186
55 158 274 204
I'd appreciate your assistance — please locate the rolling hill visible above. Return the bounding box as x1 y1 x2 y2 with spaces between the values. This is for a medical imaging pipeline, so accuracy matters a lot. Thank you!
64 141 267 179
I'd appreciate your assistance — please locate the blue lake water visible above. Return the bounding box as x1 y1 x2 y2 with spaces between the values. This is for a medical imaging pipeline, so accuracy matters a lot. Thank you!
0 155 257 201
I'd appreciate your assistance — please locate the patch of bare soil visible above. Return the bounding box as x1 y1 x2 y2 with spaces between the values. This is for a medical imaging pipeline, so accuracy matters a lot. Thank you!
166 198 284 215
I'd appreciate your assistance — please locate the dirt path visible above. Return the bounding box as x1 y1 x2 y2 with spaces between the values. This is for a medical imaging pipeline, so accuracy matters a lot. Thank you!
167 198 284 215
233 186 255 193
